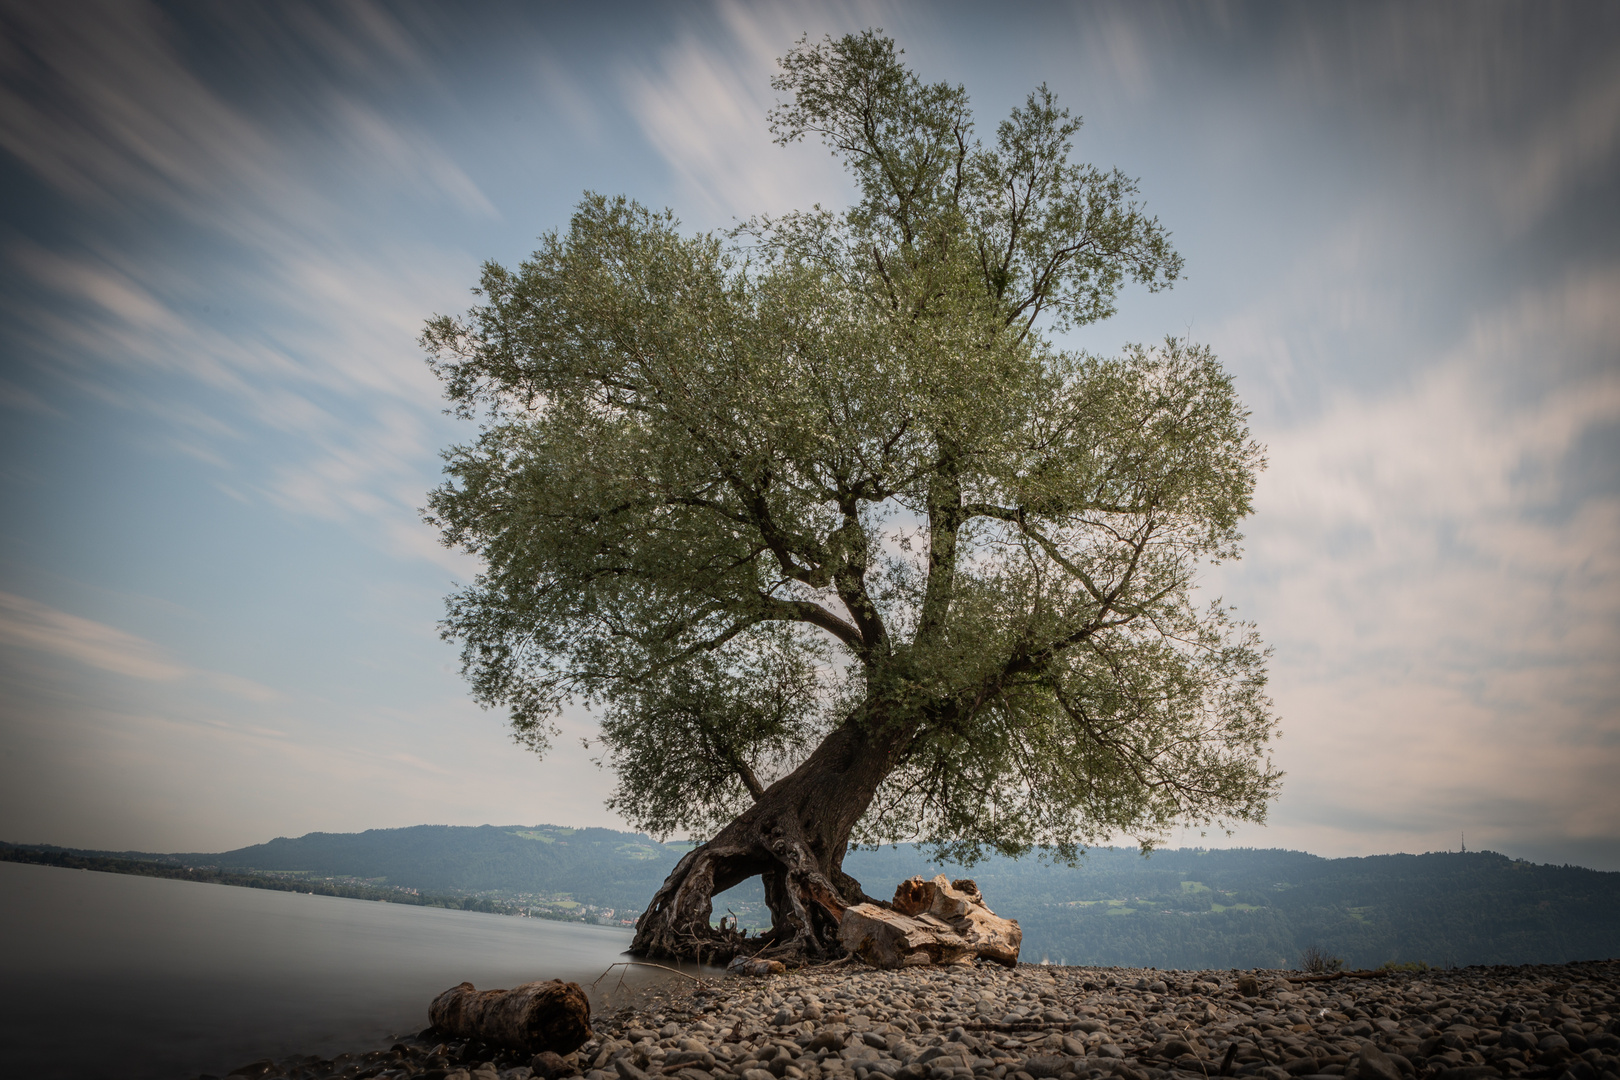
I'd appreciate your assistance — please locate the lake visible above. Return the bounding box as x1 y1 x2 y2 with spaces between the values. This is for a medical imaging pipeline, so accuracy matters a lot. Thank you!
0 861 701 1080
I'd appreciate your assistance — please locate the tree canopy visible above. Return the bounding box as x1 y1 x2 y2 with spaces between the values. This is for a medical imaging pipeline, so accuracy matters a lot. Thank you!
423 31 1279 879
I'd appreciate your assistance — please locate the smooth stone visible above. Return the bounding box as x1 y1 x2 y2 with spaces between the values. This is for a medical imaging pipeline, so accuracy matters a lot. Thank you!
1356 1042 1401 1080
530 1052 570 1079
1153 1040 1198 1061
616 1058 651 1080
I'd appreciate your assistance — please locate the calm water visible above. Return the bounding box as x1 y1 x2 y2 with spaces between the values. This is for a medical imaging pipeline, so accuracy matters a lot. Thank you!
0 862 698 1080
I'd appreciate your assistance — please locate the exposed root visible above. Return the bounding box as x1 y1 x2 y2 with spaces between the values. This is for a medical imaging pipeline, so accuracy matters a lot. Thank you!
632 821 866 965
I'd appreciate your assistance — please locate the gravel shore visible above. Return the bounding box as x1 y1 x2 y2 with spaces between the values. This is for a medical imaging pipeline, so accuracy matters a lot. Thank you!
207 959 1619 1080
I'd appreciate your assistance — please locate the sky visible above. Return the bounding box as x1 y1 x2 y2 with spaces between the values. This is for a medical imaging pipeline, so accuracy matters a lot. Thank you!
0 1 1616 870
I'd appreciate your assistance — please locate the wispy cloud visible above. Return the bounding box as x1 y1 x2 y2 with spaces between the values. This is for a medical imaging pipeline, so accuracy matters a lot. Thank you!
1211 265 1620 858
0 591 283 703
1493 63 1620 230
619 1 855 222
0 1 489 560
0 591 188 681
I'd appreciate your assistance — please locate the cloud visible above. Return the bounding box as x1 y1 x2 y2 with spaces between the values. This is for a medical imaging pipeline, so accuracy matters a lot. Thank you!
1268 3 1620 234
0 3 275 213
1493 63 1620 230
0 2 496 572
619 1 854 223
0 591 284 703
0 375 57 416
327 96 499 219
1207 266 1620 862
0 591 188 681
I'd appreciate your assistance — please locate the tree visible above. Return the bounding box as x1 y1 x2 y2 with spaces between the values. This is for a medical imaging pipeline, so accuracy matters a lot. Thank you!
422 31 1281 963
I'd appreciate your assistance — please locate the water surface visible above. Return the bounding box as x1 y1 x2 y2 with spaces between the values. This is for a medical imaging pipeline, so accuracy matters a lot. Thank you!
0 861 690 1080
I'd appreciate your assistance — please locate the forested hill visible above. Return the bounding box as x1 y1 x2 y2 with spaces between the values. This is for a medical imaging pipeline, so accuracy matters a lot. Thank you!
191 823 677 910
7 825 1616 971
844 845 1620 971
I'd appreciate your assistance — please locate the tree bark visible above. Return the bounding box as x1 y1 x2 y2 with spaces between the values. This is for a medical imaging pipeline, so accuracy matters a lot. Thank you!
630 713 906 963
428 979 592 1052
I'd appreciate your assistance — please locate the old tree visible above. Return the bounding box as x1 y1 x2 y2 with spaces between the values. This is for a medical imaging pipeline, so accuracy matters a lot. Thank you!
423 33 1280 963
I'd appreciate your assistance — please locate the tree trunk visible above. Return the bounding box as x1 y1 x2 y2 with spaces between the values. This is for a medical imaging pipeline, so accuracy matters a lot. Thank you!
630 714 906 964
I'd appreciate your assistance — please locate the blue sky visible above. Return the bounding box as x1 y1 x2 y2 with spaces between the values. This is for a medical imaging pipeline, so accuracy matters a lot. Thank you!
1 1 1616 868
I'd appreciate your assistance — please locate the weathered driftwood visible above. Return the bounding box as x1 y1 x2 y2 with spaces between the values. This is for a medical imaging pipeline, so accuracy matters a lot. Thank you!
428 979 592 1052
837 875 1022 969
891 875 1021 966
1283 969 1393 983
837 902 977 967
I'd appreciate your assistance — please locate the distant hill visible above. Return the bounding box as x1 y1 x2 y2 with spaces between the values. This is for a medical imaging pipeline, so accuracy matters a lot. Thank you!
183 823 679 918
842 845 1620 970
8 824 1616 970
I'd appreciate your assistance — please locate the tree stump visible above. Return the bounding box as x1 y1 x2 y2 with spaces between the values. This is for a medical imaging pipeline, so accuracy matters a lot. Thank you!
428 979 592 1052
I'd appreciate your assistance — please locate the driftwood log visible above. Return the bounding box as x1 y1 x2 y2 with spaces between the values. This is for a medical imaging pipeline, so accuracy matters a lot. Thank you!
893 875 1021 965
837 875 1022 969
428 979 592 1053
1284 969 1393 983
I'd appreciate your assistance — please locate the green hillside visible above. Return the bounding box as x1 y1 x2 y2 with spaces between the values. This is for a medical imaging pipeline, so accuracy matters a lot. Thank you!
841 846 1620 970
182 823 679 919
8 825 1616 969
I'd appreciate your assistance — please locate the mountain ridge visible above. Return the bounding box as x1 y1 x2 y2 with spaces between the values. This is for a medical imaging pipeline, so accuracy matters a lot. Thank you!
6 823 1616 969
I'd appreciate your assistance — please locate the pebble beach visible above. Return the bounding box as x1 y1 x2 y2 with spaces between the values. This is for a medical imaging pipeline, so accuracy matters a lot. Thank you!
207 959 1619 1080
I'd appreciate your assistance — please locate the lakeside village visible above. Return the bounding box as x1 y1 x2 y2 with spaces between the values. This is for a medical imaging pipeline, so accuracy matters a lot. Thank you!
235 867 639 926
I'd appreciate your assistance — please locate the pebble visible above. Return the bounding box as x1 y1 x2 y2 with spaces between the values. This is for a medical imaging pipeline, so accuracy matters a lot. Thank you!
197 960 1620 1080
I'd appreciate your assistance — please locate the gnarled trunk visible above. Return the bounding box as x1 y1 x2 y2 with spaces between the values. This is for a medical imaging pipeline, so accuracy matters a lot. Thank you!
631 715 905 964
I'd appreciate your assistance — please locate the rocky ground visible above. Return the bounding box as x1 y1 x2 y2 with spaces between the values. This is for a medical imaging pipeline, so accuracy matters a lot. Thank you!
208 959 1619 1080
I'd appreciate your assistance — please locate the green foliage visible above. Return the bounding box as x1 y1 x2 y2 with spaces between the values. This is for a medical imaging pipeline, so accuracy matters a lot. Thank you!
1379 960 1432 972
598 626 828 840
423 31 1278 858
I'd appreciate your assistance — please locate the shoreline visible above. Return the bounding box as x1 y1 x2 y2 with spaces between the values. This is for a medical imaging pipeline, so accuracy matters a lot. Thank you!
197 958 1619 1080
0 845 608 924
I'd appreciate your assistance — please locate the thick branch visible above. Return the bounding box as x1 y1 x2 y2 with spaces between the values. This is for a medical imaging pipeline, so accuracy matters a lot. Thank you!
916 465 963 642
757 594 866 653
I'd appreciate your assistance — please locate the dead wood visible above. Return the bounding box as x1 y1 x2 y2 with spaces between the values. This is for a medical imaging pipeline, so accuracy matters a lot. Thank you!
1283 970 1394 983
837 902 978 967
428 979 592 1053
883 874 1022 966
